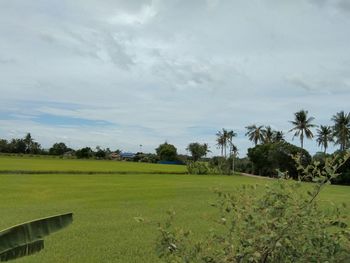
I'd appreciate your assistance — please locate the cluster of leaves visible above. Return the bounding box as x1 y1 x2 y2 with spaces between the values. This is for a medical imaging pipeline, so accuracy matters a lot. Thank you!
247 141 311 179
156 142 178 161
187 162 209 175
157 153 350 262
187 143 210 162
0 133 42 154
208 157 233 175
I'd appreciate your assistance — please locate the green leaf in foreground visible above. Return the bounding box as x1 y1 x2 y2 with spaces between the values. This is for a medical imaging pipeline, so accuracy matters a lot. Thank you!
0 213 73 261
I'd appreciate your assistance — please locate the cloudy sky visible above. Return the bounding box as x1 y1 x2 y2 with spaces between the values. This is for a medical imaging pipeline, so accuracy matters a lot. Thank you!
1 0 349 156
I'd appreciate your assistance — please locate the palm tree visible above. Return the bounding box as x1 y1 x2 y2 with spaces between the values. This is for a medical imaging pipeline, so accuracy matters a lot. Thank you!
216 129 236 158
262 126 274 144
216 129 226 157
245 125 265 145
228 142 238 174
273 131 284 142
24 133 34 154
289 110 316 149
316 125 333 154
332 111 350 151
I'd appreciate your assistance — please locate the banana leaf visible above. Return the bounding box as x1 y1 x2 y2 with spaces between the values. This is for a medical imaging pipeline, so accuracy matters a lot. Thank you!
0 240 44 262
0 213 73 261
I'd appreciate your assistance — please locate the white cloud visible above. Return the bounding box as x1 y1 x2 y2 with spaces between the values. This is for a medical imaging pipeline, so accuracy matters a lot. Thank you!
0 0 349 155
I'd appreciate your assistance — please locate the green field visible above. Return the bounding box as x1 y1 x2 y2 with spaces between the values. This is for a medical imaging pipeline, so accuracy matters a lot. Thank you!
0 156 349 262
0 156 186 174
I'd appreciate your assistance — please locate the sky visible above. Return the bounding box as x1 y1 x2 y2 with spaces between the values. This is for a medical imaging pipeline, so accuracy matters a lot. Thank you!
0 0 349 156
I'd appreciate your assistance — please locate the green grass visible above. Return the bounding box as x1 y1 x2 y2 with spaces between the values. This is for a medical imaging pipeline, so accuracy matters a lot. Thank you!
0 155 186 174
0 156 349 262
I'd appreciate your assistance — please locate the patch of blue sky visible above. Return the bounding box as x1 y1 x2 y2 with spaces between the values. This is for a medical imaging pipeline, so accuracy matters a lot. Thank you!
33 114 114 127
0 111 114 127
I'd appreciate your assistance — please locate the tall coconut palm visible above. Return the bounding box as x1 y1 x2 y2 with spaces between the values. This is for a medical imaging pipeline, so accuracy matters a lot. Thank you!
245 125 265 145
216 128 236 158
316 125 333 154
289 110 316 149
262 126 274 144
332 111 350 151
228 142 238 174
216 129 226 157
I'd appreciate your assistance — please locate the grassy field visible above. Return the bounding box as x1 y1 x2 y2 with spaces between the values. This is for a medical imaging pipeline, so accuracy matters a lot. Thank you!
0 155 186 174
0 156 349 262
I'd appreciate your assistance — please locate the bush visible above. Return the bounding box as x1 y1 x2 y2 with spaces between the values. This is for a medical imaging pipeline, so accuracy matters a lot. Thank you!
234 157 253 174
156 153 350 262
247 142 311 179
209 157 233 175
187 162 209 175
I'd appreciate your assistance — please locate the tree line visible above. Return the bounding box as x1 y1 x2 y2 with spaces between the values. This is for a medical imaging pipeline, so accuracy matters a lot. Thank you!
0 110 349 183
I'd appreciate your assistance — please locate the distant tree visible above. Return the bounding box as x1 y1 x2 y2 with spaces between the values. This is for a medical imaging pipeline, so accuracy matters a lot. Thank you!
216 128 236 157
186 142 210 162
216 135 225 157
0 139 9 153
272 130 285 143
8 139 26 153
216 129 226 157
23 133 34 154
332 111 350 151
245 125 265 146
156 142 178 161
247 142 311 179
95 146 106 159
49 142 69 155
316 125 333 154
262 126 274 144
29 141 42 154
21 133 42 154
75 147 93 159
289 109 316 149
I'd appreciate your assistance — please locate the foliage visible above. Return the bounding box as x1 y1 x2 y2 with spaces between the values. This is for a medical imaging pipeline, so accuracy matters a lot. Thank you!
75 147 93 159
332 111 350 151
245 125 265 146
0 134 42 154
187 143 210 162
272 130 284 143
262 126 274 144
0 213 73 261
187 161 209 175
234 157 253 174
156 153 350 263
156 142 178 161
209 156 233 175
216 129 236 158
316 125 333 154
95 146 109 159
0 140 9 153
49 142 70 155
247 142 311 179
289 109 316 149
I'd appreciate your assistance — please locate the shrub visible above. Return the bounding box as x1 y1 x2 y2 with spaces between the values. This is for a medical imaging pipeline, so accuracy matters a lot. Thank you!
248 142 311 178
209 157 233 175
156 153 350 262
187 162 209 175
234 157 253 174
